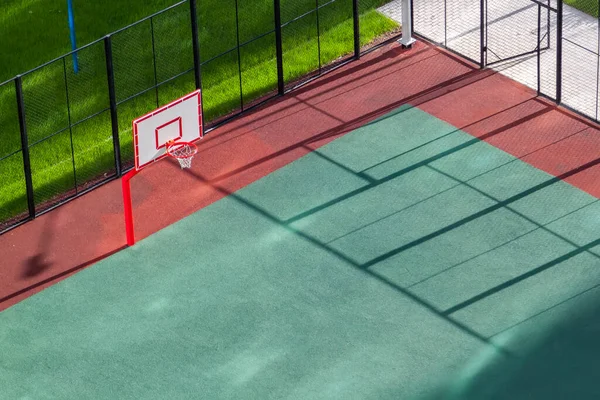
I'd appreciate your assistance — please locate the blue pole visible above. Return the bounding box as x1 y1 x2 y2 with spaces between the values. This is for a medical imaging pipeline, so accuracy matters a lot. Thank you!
67 0 79 73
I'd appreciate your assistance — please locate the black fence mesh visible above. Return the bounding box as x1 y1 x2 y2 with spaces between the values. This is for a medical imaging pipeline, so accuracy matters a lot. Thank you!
64 42 115 193
20 43 116 214
281 0 322 90
152 4 196 104
539 7 558 100
3 0 375 232
0 82 21 160
4 0 593 235
446 0 480 63
198 0 243 125
112 20 156 105
238 0 279 108
22 60 69 146
280 0 362 91
414 0 446 48
562 0 599 120
22 58 75 213
484 0 558 100
112 19 156 169
319 0 355 74
414 0 480 64
202 50 244 125
486 0 540 65
198 0 242 123
28 125 76 212
0 152 27 231
0 81 28 230
239 33 279 108
359 0 400 52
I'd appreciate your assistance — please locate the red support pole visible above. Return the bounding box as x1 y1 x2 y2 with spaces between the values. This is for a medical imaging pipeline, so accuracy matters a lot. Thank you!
122 169 138 246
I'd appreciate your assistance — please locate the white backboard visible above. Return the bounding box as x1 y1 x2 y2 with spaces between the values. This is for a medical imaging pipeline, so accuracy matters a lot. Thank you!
133 90 202 170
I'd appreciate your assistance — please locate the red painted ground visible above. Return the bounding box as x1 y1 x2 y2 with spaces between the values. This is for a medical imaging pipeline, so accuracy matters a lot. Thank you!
416 63 600 196
1 40 599 311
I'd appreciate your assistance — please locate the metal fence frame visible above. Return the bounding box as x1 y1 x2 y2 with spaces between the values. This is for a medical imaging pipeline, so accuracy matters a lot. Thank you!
8 0 600 236
413 0 562 84
0 0 401 235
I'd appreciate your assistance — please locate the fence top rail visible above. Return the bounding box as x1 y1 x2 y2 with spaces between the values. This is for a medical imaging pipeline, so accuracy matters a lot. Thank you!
529 0 558 12
6 0 188 80
0 76 14 88
280 0 338 28
18 37 106 78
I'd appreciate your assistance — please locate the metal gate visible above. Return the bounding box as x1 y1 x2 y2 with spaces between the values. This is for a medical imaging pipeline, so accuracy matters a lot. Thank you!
484 0 559 100
484 0 550 65
413 0 560 100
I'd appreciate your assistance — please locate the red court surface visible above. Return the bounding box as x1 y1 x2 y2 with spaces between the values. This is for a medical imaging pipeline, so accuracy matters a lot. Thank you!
2 39 599 311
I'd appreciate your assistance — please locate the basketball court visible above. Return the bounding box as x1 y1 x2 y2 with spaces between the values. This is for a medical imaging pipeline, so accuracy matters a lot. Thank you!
2 40 600 399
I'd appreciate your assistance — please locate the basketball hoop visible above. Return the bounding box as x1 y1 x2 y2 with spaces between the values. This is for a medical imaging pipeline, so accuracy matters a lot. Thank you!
166 140 198 169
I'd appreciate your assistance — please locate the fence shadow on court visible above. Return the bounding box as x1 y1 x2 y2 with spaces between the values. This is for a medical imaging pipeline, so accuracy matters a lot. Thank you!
170 42 600 361
4 43 600 356
426 287 600 399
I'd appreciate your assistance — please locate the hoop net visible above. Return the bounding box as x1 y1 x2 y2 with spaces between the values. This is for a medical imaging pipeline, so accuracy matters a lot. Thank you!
166 141 198 169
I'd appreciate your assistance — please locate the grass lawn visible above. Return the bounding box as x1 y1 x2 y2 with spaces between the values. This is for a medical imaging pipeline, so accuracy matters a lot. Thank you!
0 0 397 225
565 0 598 17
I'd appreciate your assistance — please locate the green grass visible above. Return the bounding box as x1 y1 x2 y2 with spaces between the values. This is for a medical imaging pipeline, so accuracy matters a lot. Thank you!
564 0 599 17
0 0 397 223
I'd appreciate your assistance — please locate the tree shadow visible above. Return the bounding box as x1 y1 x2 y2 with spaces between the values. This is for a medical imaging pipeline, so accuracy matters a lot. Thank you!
173 42 600 355
3 246 126 308
21 254 53 278
20 209 58 279
430 286 600 399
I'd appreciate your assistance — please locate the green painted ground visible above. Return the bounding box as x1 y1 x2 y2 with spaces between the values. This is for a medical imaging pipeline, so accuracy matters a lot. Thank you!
0 0 396 224
2 106 600 399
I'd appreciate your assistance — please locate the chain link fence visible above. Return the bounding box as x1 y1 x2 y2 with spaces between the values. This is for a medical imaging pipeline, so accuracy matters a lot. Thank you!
561 0 599 120
0 80 27 232
413 0 481 65
7 0 599 235
19 40 115 215
0 0 401 234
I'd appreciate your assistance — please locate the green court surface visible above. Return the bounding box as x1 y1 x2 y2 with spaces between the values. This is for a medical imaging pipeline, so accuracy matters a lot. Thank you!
2 105 600 399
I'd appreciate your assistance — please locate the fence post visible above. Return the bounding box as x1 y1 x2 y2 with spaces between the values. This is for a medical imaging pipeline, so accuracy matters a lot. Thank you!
400 0 416 48
556 0 563 104
190 0 202 90
353 0 360 58
274 0 285 95
480 0 486 68
537 4 541 95
234 0 244 110
15 76 35 220
104 35 122 177
410 0 414 37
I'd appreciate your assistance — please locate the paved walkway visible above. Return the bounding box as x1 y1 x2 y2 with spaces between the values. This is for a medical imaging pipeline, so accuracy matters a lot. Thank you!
378 0 600 120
